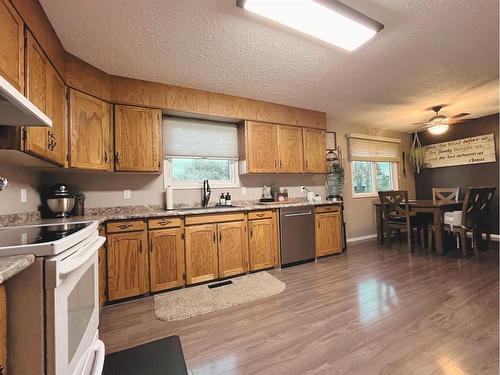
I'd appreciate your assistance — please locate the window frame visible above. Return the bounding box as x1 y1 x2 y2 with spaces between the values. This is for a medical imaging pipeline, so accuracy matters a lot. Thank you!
351 161 399 198
164 156 240 190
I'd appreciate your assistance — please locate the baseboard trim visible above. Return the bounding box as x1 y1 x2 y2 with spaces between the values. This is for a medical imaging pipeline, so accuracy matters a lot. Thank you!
347 234 377 243
346 233 499 243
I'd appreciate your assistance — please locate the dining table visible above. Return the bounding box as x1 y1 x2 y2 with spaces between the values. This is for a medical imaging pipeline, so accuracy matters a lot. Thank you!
374 199 463 254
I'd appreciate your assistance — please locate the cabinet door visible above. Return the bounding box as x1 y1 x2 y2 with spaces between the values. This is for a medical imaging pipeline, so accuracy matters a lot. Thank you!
248 219 276 271
185 224 218 284
303 128 325 173
98 244 107 307
149 228 185 292
114 105 162 172
25 33 49 159
246 121 278 173
45 63 67 166
69 89 111 170
278 125 303 173
0 0 24 92
315 212 341 256
218 221 248 278
107 231 149 301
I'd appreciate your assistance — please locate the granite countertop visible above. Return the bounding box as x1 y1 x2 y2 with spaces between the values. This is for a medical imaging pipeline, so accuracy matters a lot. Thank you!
0 254 35 284
1 200 343 227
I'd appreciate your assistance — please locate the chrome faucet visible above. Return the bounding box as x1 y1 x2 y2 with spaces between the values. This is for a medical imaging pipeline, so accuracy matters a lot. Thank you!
202 180 211 207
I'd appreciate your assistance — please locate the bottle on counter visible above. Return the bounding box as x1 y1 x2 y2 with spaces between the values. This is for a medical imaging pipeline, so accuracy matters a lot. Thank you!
219 193 226 206
225 192 232 206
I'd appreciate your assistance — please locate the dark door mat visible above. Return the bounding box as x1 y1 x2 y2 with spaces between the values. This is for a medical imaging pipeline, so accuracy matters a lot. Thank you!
102 335 188 375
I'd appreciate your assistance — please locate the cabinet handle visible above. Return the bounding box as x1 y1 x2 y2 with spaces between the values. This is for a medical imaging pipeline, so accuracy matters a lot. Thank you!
213 232 216 243
104 151 108 163
256 213 264 217
117 224 132 230
305 160 308 168
149 239 153 252
158 220 171 226
279 160 283 168
250 228 253 238
139 240 143 253
274 160 277 168
47 131 52 149
51 133 56 150
219 232 222 243
115 152 120 164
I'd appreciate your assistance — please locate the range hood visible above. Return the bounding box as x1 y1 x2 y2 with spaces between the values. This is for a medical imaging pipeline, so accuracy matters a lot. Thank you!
0 75 52 127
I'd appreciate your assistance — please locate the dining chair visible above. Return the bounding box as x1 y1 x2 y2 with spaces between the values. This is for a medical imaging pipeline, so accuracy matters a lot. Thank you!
378 190 426 251
432 187 460 203
429 187 496 256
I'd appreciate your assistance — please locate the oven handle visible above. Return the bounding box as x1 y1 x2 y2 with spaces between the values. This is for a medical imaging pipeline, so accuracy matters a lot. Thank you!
59 236 106 279
89 339 105 375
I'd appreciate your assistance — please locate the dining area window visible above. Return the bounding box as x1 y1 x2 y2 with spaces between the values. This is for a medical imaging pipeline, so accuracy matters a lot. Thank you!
347 134 401 197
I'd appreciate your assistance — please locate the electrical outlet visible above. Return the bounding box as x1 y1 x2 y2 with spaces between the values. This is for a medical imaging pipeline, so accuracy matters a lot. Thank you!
241 187 247 195
123 189 131 200
300 186 307 194
20 188 27 203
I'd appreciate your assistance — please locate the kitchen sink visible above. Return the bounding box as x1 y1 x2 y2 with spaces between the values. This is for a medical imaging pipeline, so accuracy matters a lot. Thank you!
179 205 241 211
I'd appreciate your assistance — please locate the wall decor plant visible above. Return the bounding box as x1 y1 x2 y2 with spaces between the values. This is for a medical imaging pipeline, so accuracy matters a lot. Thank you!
409 132 426 174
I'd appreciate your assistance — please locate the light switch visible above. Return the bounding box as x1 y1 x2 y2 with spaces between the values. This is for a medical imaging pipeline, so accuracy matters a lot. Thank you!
123 189 131 200
20 188 27 203
241 187 247 195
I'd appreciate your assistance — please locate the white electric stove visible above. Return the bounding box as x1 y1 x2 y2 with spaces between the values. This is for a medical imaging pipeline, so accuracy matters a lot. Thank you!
0 221 106 375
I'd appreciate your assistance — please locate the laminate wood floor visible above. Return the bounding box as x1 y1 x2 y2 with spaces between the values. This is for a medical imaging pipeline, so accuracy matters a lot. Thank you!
100 240 499 375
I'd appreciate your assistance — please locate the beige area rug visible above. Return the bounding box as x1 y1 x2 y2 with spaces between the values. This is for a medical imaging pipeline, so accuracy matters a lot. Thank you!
154 271 286 321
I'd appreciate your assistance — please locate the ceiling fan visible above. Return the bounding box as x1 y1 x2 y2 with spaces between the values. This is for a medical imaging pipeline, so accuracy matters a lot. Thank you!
411 105 470 135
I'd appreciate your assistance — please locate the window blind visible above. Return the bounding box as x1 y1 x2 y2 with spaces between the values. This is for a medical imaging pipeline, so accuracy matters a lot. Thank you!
347 133 401 162
164 116 238 159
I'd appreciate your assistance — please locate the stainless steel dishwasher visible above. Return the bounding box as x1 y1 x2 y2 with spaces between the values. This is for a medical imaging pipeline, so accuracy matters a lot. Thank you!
280 206 316 267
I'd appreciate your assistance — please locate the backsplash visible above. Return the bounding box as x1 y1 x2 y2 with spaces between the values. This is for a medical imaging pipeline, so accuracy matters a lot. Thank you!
40 171 326 210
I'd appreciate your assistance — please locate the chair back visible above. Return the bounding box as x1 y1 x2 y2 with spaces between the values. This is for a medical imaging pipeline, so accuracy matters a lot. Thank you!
432 187 460 203
378 190 410 219
461 187 496 228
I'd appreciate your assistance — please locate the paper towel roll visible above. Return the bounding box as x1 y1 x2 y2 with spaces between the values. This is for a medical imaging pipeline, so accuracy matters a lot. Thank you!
165 186 173 210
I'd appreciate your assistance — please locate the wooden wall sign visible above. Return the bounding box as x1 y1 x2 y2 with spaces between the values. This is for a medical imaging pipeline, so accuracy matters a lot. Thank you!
424 133 496 168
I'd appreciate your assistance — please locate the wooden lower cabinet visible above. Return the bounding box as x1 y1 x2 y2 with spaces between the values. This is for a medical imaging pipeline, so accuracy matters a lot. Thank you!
248 218 277 271
149 228 185 292
315 212 342 256
217 221 248 278
107 230 149 301
98 241 107 307
185 224 218 285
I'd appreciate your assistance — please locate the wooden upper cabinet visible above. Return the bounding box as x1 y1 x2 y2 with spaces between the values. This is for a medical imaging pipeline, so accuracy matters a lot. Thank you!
185 224 218 285
69 89 112 170
303 128 326 173
25 33 49 159
107 230 149 301
114 105 162 172
244 121 278 173
248 218 277 271
217 221 248 278
45 62 67 166
315 212 342 257
278 125 303 173
0 0 24 92
149 228 185 292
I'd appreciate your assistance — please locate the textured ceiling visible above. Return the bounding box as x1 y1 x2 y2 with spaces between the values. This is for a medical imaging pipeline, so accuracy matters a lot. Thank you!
40 0 499 131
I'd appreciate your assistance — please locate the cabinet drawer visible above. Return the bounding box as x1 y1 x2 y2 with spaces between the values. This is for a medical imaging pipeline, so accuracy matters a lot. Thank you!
248 210 273 220
185 212 245 226
106 220 146 233
315 205 339 214
148 217 182 229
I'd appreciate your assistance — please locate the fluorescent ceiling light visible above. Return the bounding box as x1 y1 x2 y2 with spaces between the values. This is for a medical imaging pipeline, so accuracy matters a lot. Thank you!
237 0 384 51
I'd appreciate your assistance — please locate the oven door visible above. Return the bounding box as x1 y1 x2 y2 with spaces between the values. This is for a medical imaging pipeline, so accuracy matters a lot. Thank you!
45 233 106 375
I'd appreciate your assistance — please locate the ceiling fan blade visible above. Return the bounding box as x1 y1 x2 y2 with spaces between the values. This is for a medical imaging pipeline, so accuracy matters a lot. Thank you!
449 112 470 119
411 122 428 126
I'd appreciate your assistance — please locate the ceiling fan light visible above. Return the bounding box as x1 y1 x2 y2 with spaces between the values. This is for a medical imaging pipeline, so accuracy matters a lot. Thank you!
428 124 449 135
